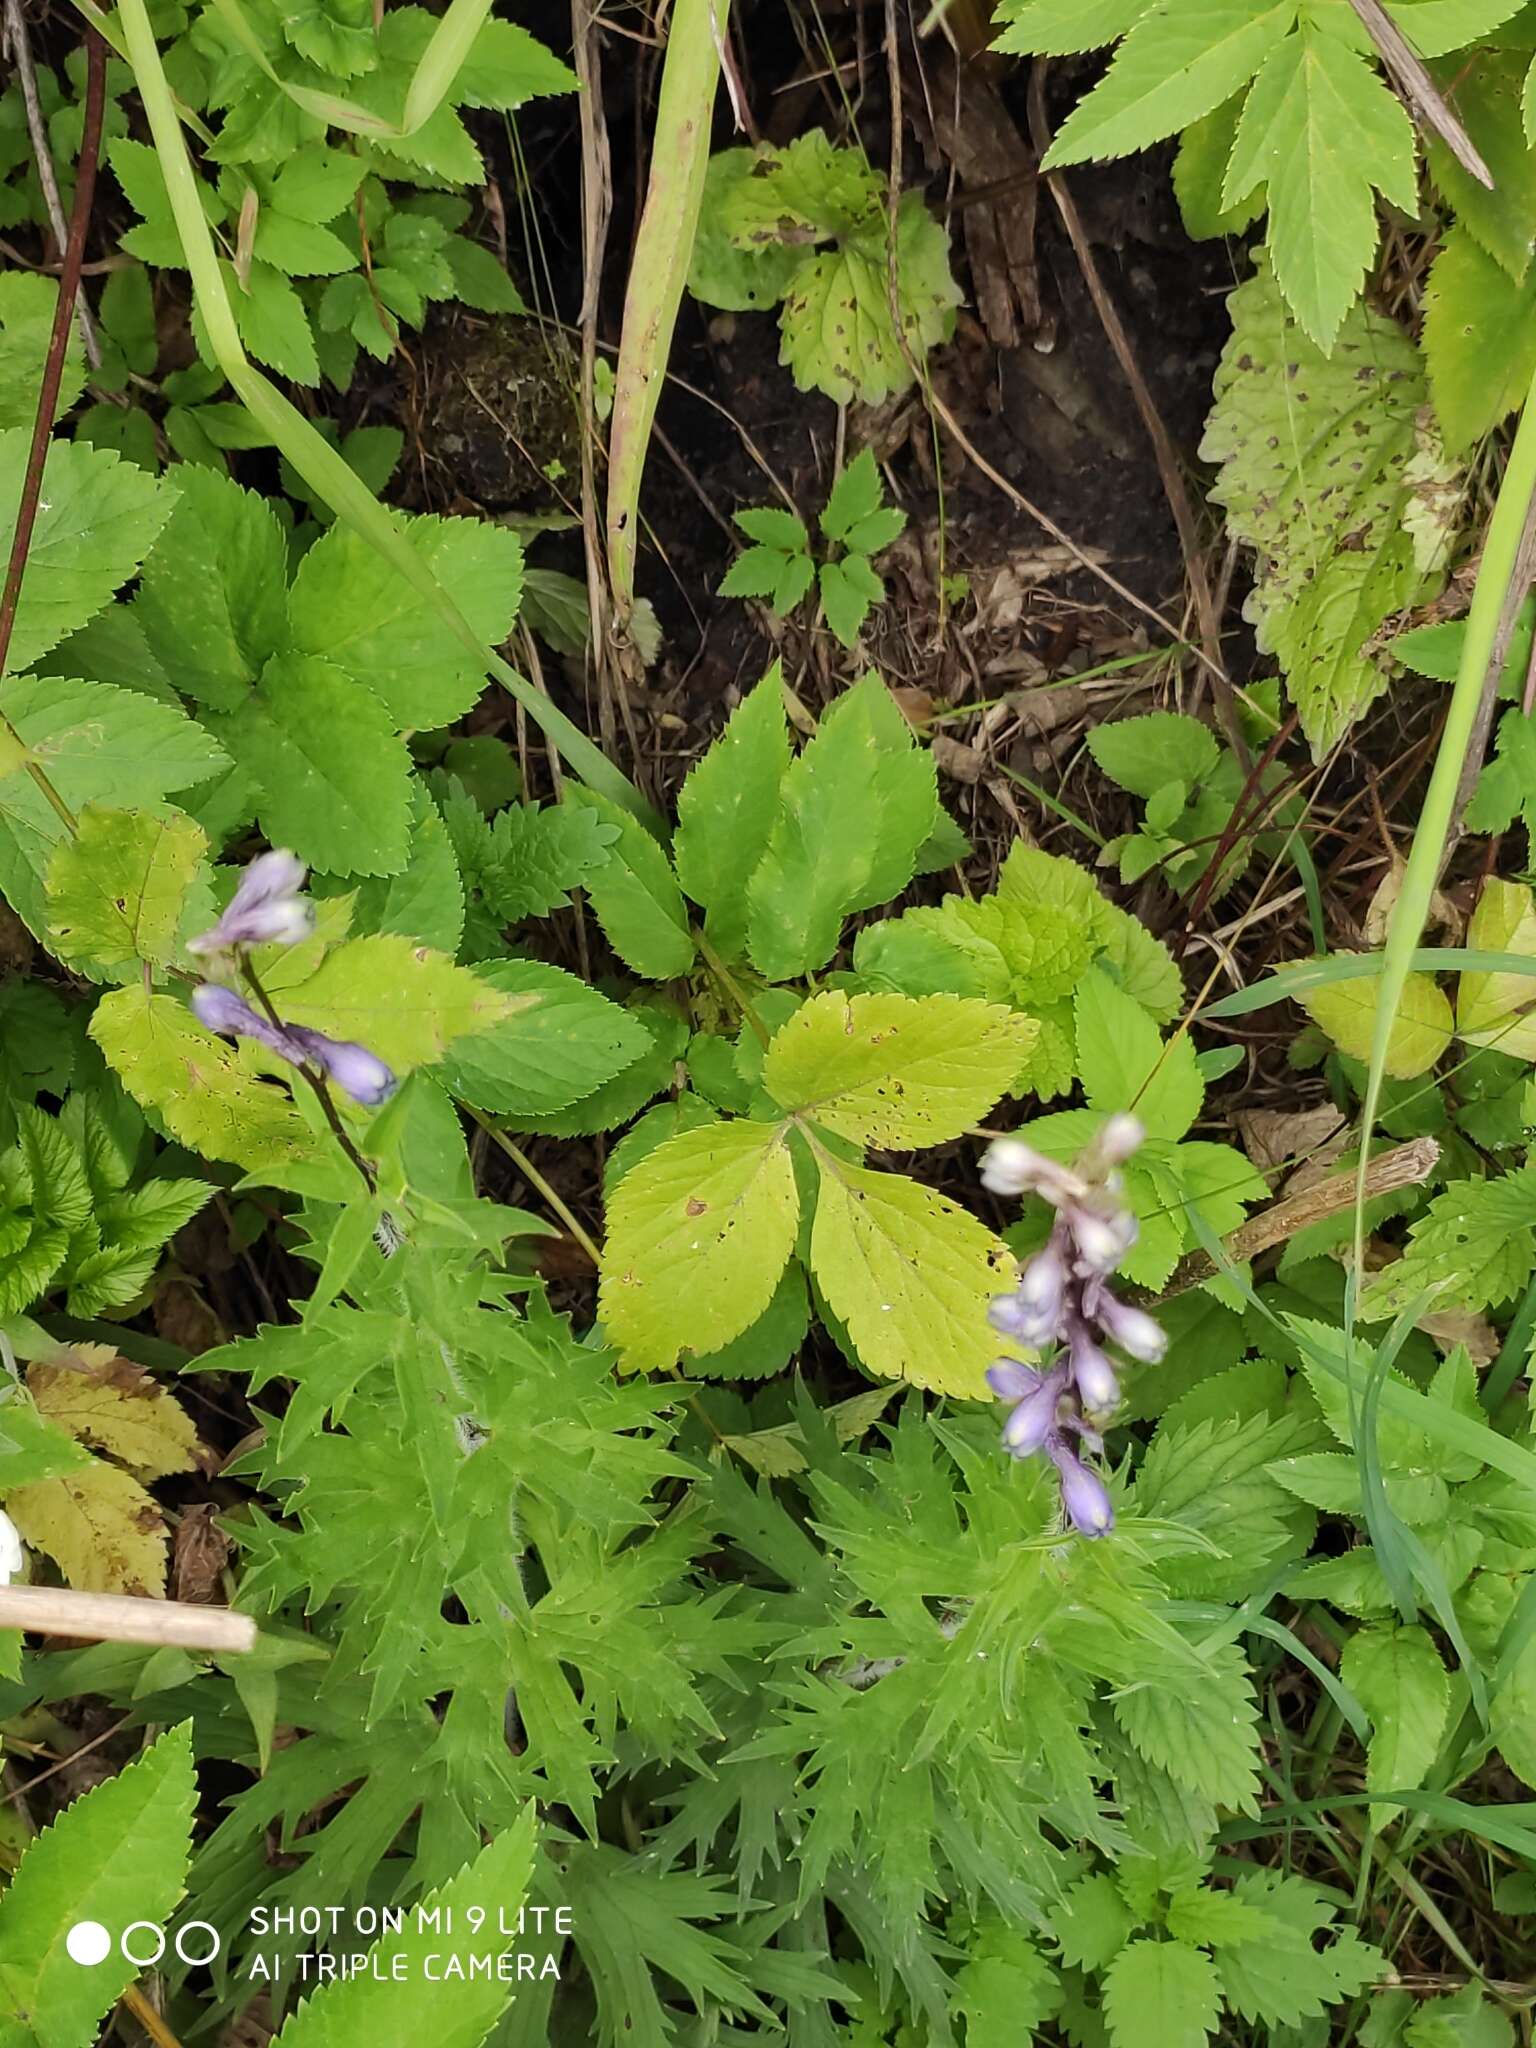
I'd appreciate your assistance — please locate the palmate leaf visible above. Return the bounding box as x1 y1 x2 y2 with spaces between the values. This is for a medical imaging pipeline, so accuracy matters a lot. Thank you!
0 1726 195 2048
761 991 1036 1147
808 1161 1016 1395
1202 263 1454 757
1222 21 1417 350
599 1119 800 1369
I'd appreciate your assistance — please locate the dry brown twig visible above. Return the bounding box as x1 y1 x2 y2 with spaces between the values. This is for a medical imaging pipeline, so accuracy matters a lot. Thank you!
1349 0 1493 187
0 1583 258 1653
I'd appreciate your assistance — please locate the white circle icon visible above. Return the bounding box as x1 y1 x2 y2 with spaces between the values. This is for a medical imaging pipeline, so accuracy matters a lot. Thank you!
65 1922 111 1966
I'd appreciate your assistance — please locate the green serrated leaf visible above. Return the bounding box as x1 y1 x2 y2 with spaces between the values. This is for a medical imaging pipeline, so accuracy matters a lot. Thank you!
45 805 207 983
564 787 695 980
674 665 791 961
440 959 651 1116
133 465 290 711
1425 226 1536 455
599 1119 800 1369
1341 1623 1451 1826
1101 1938 1221 2048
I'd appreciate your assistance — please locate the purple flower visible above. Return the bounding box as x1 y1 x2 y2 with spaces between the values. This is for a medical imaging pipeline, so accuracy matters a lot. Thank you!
286 1027 397 1108
1067 1204 1137 1274
189 849 313 956
1047 1437 1115 1537
191 983 304 1067
995 1366 1067 1458
990 1240 1067 1348
1067 1326 1119 1415
1093 1288 1167 1365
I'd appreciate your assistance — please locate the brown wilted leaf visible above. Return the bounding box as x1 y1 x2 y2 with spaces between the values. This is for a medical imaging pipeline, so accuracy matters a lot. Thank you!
27 1352 207 1480
6 1465 168 1596
172 1503 231 1605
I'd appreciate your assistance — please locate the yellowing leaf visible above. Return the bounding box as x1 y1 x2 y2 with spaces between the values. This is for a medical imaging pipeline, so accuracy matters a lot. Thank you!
809 1161 1016 1396
761 991 1036 1147
599 1120 800 1369
277 934 519 1071
27 1353 204 1481
1456 876 1536 1058
1299 964 1451 1079
91 985 319 1178
7 1462 168 1595
45 804 208 982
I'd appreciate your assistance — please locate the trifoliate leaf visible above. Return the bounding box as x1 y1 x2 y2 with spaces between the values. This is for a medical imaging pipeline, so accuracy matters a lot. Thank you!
221 653 412 877
45 805 208 983
1102 1938 1221 2048
1223 22 1417 350
808 1160 1016 1395
1202 262 1453 757
599 1119 800 1369
0 1726 195 2048
1300 962 1453 1078
286 513 524 728
1043 0 1297 172
564 787 695 980
820 449 886 541
674 665 791 961
1341 1623 1450 1827
761 991 1036 1146
439 959 651 1116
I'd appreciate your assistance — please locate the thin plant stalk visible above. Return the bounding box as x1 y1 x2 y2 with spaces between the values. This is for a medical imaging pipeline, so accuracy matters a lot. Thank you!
111 0 655 828
605 0 731 625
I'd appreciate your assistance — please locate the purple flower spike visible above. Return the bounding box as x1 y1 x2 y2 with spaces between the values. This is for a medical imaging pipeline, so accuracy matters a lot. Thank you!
1006 1241 1068 1346
1048 1438 1115 1537
1094 1289 1167 1365
191 983 304 1067
1068 1205 1137 1274
1001 1369 1067 1458
287 1027 397 1108
1067 1327 1119 1415
986 1359 1042 1403
189 849 314 956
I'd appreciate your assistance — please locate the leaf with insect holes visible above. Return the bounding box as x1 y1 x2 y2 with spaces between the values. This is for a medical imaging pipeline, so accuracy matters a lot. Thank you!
690 149 808 312
762 991 1037 1147
1202 263 1456 757
1341 1623 1450 1828
45 806 209 984
1456 877 1536 1058
1361 1168 1536 1319
563 787 695 980
1214 1870 1383 2027
674 666 791 960
1222 22 1417 350
0 1726 195 2046
1300 962 1453 1078
808 1161 1016 1395
599 1119 800 1369
779 193 960 405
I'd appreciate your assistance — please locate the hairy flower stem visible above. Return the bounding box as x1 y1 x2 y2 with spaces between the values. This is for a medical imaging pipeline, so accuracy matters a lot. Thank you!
240 960 376 1195
0 24 104 836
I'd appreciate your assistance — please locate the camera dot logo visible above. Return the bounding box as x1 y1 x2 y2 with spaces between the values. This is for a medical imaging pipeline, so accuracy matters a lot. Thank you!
65 1923 112 1967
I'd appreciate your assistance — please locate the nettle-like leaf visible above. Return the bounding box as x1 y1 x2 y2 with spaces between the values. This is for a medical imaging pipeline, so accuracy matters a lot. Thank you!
598 1119 801 1370
1340 1622 1451 1828
1213 1870 1382 2028
1101 1938 1221 2048
1361 1167 1536 1320
566 787 696 980
440 959 652 1118
1456 877 1536 1057
0 1726 195 2045
1202 261 1459 757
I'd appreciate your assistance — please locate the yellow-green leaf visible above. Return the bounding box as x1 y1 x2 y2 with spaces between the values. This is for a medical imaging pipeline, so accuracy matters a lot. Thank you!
45 803 208 982
762 990 1037 1147
1457 876 1536 1058
808 1161 1016 1396
599 1119 799 1369
277 933 518 1071
27 1351 203 1481
6 1459 168 1595
91 985 319 1177
1299 962 1452 1078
